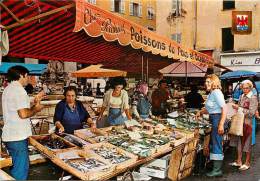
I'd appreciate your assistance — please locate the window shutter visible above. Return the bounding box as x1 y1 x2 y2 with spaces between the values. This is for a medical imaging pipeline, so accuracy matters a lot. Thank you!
120 0 125 13
129 0 134 15
111 0 115 11
147 7 149 19
138 0 142 17
178 0 182 16
172 0 177 12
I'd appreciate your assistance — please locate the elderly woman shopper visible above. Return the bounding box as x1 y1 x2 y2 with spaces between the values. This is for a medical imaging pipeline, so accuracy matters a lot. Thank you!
131 81 152 120
230 80 258 171
196 74 227 177
54 86 95 134
98 77 132 126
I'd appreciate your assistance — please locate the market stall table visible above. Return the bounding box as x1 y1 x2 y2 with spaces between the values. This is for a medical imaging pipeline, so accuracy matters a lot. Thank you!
28 124 198 180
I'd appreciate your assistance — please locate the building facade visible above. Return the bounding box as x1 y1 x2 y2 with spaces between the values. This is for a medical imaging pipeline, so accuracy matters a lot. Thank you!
88 0 156 31
156 0 260 72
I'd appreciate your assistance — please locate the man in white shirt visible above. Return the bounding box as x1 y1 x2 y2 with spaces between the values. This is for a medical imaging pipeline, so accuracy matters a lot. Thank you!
2 66 44 180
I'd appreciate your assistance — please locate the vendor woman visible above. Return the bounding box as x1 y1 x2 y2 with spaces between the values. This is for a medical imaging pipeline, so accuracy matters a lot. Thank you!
98 77 132 126
54 86 95 134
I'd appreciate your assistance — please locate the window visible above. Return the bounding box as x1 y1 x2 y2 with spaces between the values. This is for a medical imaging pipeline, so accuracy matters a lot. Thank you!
88 0 96 5
130 0 142 17
114 0 120 12
222 28 234 52
133 3 139 16
172 0 182 17
171 33 181 43
111 0 125 13
147 7 154 20
223 0 235 10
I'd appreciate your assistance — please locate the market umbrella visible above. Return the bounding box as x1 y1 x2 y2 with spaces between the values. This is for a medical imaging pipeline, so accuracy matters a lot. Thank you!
71 64 127 78
220 70 257 80
0 62 47 75
158 61 208 77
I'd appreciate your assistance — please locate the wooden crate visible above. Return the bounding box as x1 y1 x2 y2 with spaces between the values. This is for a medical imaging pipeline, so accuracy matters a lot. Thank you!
0 154 47 169
29 134 77 159
0 157 12 169
173 128 195 140
53 149 114 180
74 128 106 143
84 142 138 170
98 125 126 136
0 169 14 180
168 137 199 181
155 142 172 154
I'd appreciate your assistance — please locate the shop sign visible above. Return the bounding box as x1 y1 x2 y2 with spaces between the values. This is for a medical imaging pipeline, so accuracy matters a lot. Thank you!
232 11 252 35
221 53 260 67
73 0 214 67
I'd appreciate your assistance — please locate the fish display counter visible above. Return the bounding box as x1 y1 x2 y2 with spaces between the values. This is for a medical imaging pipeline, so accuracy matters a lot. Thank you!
27 121 197 180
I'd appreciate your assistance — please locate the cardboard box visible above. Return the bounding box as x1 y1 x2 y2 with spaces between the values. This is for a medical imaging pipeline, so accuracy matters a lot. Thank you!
140 165 169 179
140 154 171 179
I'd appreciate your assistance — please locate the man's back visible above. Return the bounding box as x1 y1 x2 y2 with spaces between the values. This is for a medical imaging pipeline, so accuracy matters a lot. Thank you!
185 92 204 109
2 81 31 142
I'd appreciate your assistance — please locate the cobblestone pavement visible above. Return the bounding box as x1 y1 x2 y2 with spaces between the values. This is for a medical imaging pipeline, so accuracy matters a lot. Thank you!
184 129 260 181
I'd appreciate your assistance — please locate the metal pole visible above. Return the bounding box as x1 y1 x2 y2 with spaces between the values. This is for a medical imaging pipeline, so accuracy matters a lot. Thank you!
142 55 144 81
185 61 188 85
146 56 149 83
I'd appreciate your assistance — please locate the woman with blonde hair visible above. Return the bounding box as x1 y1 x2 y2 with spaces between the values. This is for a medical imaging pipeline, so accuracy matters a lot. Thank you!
230 80 258 170
196 74 227 177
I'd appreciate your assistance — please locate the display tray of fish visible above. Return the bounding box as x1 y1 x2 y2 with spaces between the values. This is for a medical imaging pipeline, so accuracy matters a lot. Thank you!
29 134 77 156
65 158 109 173
74 128 106 143
100 126 130 136
167 113 211 133
38 136 73 150
93 146 129 164
107 133 173 157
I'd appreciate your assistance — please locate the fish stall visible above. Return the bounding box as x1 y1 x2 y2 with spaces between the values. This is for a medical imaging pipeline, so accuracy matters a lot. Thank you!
27 119 198 180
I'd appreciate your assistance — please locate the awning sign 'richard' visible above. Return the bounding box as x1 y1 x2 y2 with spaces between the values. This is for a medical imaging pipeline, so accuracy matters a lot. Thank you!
73 0 214 67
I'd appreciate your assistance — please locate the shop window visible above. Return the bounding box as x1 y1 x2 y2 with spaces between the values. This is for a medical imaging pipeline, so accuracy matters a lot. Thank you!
223 0 235 10
171 33 181 43
222 28 234 52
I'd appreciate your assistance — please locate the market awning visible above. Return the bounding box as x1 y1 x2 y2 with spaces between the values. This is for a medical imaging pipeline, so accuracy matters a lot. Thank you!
71 64 127 78
159 61 207 77
220 70 257 80
0 0 175 76
74 0 214 67
0 62 47 75
0 0 222 76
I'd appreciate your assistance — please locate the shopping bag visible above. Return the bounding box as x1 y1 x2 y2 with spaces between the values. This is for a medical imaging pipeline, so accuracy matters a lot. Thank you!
229 109 244 136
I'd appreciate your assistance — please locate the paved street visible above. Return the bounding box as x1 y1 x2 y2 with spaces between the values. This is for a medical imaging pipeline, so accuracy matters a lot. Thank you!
185 129 260 181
